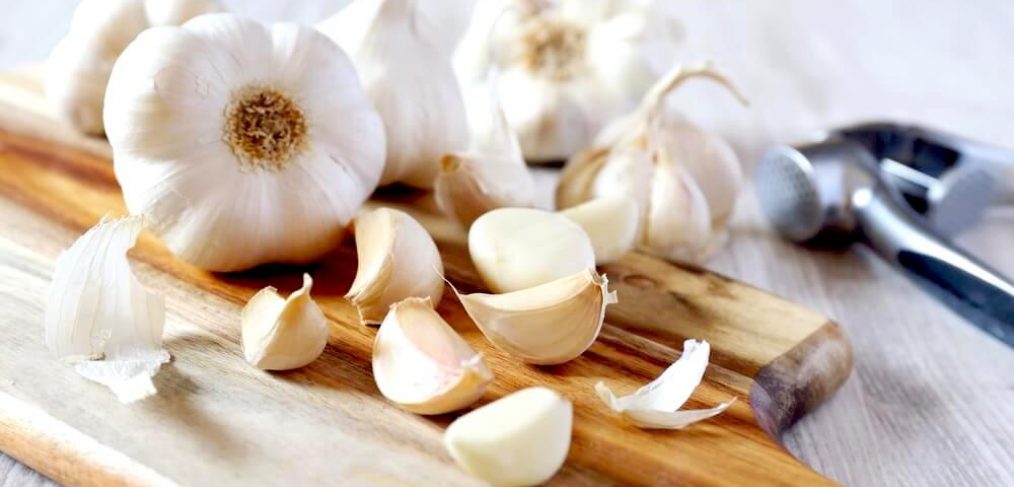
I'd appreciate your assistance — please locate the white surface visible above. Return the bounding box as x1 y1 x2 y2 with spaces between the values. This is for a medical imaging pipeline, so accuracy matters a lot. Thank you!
1 1 1012 486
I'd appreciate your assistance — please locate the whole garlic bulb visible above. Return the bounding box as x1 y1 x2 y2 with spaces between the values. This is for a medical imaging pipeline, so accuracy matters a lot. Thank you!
455 0 683 162
105 14 386 272
45 0 221 135
320 0 469 188
556 63 748 263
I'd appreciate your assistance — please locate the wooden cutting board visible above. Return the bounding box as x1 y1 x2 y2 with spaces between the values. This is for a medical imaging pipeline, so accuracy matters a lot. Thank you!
0 68 852 486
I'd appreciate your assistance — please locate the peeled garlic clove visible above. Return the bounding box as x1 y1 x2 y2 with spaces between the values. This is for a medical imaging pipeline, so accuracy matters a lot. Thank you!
595 339 735 429
346 208 445 325
456 269 616 365
560 196 638 264
373 297 492 415
445 387 572 486
45 215 170 403
469 208 595 293
242 274 328 371
641 150 712 261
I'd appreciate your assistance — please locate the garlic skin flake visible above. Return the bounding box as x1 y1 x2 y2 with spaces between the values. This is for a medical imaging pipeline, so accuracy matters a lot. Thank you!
346 208 445 325
457 269 616 365
44 216 169 403
45 0 220 135
105 14 385 272
444 387 572 486
455 0 683 162
559 195 638 265
242 274 328 371
321 0 469 188
469 208 596 293
373 297 493 415
595 339 734 429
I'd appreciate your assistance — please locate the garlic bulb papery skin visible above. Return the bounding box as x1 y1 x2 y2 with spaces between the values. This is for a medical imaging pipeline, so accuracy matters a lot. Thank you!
241 274 328 371
45 0 221 135
44 215 170 404
435 75 535 227
320 0 469 189
373 297 493 414
456 269 616 365
455 0 682 162
595 339 735 429
444 387 572 486
318 0 477 56
468 207 595 293
346 208 445 325
555 63 748 263
105 14 386 272
559 195 638 264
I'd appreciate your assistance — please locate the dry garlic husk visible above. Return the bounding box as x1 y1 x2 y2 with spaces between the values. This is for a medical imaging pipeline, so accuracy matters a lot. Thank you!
241 274 328 371
445 387 572 486
455 0 683 162
105 14 385 272
456 269 616 365
45 0 220 135
559 195 638 264
44 215 169 403
320 0 469 188
435 76 535 227
556 63 748 263
469 208 595 293
346 208 445 325
595 339 734 429
373 297 493 414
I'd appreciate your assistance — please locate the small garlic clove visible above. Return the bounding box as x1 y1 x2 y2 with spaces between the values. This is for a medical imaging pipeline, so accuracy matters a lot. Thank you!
242 274 329 371
346 208 445 325
444 387 572 486
456 269 617 365
595 339 735 429
469 208 596 293
559 195 639 264
372 297 493 415
641 148 713 262
664 120 743 228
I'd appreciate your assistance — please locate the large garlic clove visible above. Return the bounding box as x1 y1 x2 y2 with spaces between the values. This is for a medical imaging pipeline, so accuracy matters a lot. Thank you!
469 208 596 293
641 149 713 261
456 269 616 365
444 387 572 486
560 195 639 264
372 297 493 415
242 274 329 371
346 208 445 325
664 120 743 228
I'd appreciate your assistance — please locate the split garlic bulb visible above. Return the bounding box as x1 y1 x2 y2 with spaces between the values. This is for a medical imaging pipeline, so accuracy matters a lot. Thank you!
556 63 748 263
241 274 329 371
105 14 386 272
455 0 683 162
373 297 493 414
46 0 221 134
320 0 469 188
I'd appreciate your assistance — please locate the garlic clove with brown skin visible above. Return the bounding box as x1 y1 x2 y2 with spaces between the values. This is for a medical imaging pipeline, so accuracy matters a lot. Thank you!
242 274 329 371
372 297 493 415
559 195 639 265
455 269 617 365
346 208 445 325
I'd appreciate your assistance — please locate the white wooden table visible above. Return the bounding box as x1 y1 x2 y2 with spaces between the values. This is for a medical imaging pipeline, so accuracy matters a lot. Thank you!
1 1 1012 485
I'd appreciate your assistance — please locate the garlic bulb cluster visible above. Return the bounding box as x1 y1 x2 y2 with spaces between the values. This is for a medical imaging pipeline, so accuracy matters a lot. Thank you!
455 0 683 162
320 0 469 188
556 63 748 263
46 0 221 134
45 215 170 403
105 14 386 272
241 274 329 371
346 207 445 325
373 297 493 414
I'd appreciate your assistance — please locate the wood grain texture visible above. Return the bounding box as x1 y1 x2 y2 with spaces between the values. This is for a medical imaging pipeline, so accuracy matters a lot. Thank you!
0 68 851 485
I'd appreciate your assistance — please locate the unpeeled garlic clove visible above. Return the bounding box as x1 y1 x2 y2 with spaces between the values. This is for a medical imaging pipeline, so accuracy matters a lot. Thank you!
372 297 493 415
346 207 445 325
468 208 595 293
444 387 572 486
242 274 329 371
559 195 639 265
456 269 617 365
